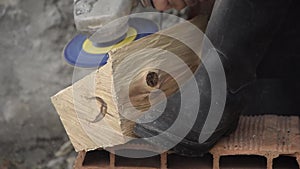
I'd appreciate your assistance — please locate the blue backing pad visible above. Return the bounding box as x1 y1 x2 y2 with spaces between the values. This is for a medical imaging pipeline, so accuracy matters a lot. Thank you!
64 18 159 68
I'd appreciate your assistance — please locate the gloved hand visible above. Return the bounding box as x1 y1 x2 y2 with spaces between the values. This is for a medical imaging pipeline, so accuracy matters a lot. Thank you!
153 0 203 10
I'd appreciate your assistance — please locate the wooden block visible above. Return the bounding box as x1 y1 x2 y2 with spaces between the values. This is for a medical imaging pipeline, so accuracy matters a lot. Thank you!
51 16 208 152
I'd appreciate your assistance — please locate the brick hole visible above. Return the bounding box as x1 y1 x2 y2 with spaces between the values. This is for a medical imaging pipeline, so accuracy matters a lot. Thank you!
273 155 299 169
220 155 266 169
167 153 212 169
82 149 110 167
115 149 161 168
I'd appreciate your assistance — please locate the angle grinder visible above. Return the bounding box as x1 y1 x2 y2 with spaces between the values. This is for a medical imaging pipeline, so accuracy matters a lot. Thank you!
64 0 159 68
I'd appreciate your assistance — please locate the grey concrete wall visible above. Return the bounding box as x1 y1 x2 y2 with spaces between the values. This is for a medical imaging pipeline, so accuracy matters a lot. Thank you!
0 0 76 168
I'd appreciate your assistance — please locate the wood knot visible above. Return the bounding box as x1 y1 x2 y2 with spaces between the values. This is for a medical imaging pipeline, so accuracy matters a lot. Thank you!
146 72 159 88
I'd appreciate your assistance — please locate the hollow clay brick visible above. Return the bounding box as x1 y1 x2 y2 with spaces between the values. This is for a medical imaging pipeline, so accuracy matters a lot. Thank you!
210 115 300 169
74 115 300 169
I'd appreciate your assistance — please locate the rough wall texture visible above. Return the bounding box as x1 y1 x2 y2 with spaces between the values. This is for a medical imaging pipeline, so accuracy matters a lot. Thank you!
0 0 186 168
0 0 76 168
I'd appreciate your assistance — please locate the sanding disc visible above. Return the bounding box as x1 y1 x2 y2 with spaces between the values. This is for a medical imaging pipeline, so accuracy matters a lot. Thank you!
64 18 159 68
